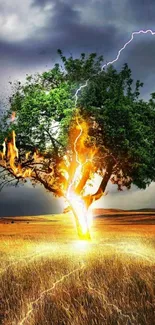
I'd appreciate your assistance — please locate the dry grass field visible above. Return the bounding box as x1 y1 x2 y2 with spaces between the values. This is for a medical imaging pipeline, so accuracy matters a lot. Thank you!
0 212 155 325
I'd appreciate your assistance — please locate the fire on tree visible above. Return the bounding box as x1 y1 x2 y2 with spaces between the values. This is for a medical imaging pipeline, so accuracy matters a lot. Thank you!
0 112 112 239
0 51 155 239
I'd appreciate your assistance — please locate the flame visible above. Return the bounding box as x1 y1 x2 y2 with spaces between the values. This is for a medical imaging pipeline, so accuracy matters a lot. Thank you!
0 141 6 160
0 114 97 239
67 191 93 237
33 149 40 160
26 151 31 160
11 111 16 122
56 115 95 237
65 114 97 238
0 131 33 178
7 131 19 173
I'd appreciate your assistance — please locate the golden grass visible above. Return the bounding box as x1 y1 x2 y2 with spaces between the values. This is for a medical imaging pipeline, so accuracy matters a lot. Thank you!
0 214 155 325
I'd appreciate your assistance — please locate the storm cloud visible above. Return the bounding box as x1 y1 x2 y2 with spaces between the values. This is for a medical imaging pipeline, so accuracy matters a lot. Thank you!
1 0 155 100
0 182 63 217
0 0 155 215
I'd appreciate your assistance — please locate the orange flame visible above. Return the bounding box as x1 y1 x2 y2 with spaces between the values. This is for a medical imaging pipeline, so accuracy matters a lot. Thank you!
65 115 97 237
11 111 16 122
0 115 97 239
26 151 31 160
7 131 19 173
0 131 33 178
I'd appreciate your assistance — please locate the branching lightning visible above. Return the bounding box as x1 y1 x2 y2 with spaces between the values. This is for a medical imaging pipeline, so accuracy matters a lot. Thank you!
72 29 155 221
18 263 85 325
99 242 154 263
88 285 133 322
1 28 155 325
0 250 53 277
74 29 155 106
74 117 83 165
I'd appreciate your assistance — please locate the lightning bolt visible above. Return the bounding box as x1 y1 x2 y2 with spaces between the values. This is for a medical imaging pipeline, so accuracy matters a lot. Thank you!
67 115 92 193
99 243 154 263
18 263 85 325
74 29 155 106
68 29 155 234
87 285 134 322
73 29 155 192
0 250 52 277
74 116 83 165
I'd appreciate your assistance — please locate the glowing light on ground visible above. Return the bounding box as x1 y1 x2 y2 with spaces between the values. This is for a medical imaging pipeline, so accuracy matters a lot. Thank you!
88 285 132 322
99 240 155 263
1 30 155 240
18 264 85 325
73 239 91 252
67 193 90 234
0 245 59 276
66 117 96 239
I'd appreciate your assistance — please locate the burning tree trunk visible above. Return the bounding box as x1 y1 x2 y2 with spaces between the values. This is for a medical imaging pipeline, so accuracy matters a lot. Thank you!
0 115 115 241
66 161 114 240
69 202 91 240
66 185 92 240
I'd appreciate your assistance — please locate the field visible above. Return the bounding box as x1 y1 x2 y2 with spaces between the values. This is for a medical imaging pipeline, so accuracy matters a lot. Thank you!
0 212 155 325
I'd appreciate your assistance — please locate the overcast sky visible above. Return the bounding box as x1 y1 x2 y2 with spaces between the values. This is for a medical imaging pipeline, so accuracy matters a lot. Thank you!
0 0 155 216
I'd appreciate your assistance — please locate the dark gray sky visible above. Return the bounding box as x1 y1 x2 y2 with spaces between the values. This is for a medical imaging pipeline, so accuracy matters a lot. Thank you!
0 0 155 216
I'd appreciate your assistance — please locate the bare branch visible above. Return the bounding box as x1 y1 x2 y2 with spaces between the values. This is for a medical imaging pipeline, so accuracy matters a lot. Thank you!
0 178 18 191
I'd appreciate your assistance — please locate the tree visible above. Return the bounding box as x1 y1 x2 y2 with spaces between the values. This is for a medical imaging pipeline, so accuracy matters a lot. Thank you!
0 50 155 239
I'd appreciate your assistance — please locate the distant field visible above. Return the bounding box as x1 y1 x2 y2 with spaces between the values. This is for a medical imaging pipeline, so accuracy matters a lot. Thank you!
1 211 155 240
0 213 155 325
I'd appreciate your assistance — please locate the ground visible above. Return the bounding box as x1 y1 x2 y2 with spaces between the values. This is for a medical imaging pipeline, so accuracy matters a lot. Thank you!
0 212 155 325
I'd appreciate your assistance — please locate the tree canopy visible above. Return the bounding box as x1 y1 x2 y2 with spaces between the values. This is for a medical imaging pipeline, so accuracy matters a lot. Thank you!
0 50 155 207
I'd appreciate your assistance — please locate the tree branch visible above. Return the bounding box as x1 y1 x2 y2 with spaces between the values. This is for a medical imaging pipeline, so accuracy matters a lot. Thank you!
75 161 92 195
0 178 19 191
83 161 114 208
45 129 59 155
33 168 63 197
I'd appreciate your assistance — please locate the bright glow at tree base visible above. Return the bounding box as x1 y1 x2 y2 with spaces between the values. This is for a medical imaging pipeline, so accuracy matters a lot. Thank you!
0 114 96 241
67 191 92 240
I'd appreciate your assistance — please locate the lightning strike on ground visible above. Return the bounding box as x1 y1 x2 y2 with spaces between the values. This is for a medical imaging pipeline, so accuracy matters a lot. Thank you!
0 249 56 276
87 285 133 322
66 117 94 237
1 31 155 241
18 264 85 325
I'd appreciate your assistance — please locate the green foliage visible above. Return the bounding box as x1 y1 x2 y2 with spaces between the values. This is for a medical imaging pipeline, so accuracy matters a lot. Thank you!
3 64 75 155
1 50 155 192
76 63 155 190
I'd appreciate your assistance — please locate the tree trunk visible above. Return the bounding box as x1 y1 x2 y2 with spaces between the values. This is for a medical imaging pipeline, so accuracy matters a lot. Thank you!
67 199 91 240
67 161 114 240
75 162 92 195
95 161 114 195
